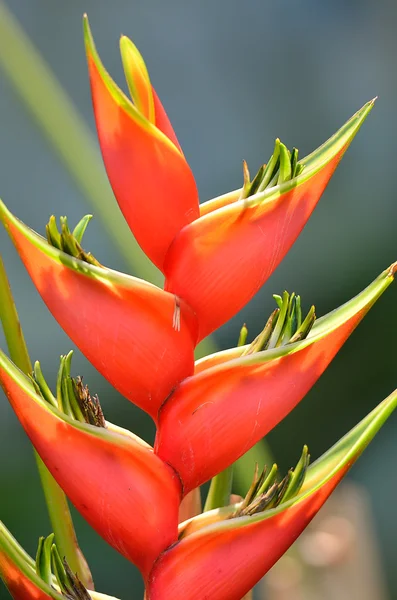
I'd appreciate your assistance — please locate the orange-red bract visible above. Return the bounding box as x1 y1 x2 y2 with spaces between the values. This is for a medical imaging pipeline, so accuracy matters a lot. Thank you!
0 354 181 579
0 201 197 420
164 101 374 340
148 388 397 599
156 263 396 492
0 553 53 600
147 467 349 600
84 18 199 271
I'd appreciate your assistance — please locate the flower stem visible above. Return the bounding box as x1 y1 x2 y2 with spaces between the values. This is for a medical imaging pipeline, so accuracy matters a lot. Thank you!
0 254 93 589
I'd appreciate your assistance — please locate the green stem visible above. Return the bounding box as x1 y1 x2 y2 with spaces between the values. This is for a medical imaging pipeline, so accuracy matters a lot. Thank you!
204 465 234 512
0 255 93 589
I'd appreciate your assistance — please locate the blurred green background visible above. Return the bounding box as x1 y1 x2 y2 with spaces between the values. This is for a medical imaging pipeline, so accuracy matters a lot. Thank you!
0 0 396 598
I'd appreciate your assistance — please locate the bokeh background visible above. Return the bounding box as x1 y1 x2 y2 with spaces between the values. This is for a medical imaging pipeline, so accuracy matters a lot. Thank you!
0 0 396 598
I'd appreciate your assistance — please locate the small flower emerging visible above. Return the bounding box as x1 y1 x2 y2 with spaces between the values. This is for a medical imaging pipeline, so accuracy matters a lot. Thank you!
241 291 316 355
231 445 310 518
31 351 106 428
46 214 102 267
239 140 305 201
36 533 91 600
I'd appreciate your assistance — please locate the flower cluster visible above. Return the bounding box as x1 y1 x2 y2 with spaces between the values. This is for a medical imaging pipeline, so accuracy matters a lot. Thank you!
0 15 396 600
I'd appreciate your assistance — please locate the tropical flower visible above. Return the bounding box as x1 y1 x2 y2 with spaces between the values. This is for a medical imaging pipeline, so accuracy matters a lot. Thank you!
0 13 395 600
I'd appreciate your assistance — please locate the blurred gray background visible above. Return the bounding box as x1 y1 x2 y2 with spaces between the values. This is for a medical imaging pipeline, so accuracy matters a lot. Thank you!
0 0 396 598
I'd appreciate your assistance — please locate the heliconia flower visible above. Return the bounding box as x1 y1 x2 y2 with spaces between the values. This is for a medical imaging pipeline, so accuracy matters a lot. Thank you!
0 351 181 578
0 200 197 420
83 16 200 271
164 100 375 340
155 262 396 492
0 522 118 600
147 388 397 599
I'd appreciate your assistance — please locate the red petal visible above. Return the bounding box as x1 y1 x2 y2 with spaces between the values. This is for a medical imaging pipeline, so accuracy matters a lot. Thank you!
0 202 197 420
156 263 395 491
164 101 375 340
84 18 199 270
0 355 181 579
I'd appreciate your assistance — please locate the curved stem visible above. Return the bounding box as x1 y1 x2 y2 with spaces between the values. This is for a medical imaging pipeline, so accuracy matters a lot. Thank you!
0 254 93 589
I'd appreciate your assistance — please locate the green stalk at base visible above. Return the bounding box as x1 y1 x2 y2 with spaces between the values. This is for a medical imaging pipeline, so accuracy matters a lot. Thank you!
0 255 93 589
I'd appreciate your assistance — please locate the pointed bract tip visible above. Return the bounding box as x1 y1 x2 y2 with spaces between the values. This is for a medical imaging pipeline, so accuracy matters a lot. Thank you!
82 14 94 49
388 261 397 277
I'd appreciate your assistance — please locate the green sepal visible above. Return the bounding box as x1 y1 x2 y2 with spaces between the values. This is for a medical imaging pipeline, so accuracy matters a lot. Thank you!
72 215 93 245
237 324 248 347
257 139 280 193
282 445 310 503
51 545 69 595
32 361 57 407
277 142 292 184
256 463 278 496
35 533 54 586
46 215 62 249
119 35 155 124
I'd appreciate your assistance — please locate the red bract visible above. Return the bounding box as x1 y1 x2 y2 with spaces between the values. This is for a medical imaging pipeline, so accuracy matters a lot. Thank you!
0 352 181 578
155 263 396 492
164 101 374 340
84 18 200 271
148 389 397 599
0 200 197 420
0 552 54 600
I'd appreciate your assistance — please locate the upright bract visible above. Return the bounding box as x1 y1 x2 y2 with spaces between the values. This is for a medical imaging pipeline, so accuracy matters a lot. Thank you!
0 13 395 600
84 18 199 271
